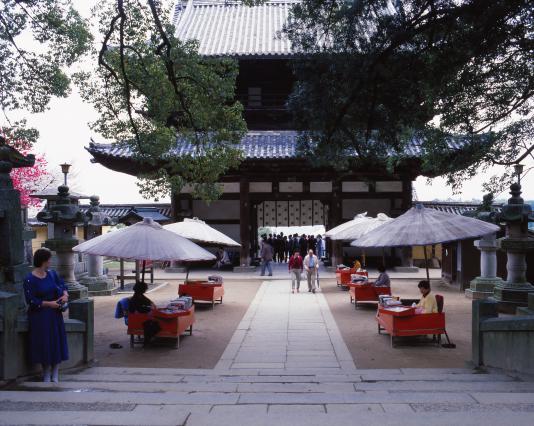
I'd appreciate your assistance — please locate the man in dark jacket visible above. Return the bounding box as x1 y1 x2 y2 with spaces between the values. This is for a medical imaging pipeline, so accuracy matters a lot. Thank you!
260 238 274 276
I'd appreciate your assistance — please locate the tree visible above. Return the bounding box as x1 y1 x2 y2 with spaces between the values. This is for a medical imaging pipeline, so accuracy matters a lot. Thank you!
76 0 247 201
0 131 53 208
285 0 533 194
0 0 92 146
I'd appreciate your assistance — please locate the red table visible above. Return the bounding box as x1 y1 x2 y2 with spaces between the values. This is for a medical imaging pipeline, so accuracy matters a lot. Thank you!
348 283 391 308
376 305 447 347
336 269 368 287
128 305 195 348
178 280 224 308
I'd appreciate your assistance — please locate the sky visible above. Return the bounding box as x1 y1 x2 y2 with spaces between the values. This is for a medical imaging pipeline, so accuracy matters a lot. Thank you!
15 1 534 205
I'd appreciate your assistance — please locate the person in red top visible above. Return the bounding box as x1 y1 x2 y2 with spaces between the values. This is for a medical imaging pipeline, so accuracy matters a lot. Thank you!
288 250 303 293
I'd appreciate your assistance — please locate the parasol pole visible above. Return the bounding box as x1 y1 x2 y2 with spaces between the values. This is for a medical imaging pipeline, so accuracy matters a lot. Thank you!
119 258 125 290
185 265 190 282
362 249 366 268
141 260 146 283
423 245 430 281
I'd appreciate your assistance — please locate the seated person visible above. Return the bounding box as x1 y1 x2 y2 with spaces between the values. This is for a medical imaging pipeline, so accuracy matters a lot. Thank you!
353 259 362 271
369 264 390 287
415 280 438 314
129 281 156 314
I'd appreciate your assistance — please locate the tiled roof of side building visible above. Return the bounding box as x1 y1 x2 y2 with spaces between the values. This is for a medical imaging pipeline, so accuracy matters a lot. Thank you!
419 201 503 216
173 0 297 57
86 130 470 161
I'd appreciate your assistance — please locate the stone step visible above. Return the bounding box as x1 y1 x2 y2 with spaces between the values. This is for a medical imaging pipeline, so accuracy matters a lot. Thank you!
4 389 534 405
2 405 534 426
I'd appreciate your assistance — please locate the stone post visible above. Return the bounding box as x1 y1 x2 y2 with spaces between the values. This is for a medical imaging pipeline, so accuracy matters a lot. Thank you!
465 233 504 299
492 183 534 313
79 195 115 295
0 136 35 380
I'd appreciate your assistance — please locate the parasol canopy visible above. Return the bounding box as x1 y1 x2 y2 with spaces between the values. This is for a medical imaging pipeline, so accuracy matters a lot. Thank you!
325 213 369 240
327 213 392 241
73 217 216 262
164 217 240 247
351 204 500 248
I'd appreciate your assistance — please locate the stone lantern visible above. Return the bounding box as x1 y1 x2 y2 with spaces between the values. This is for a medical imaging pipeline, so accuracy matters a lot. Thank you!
33 166 89 300
493 168 534 313
465 195 503 299
0 136 35 309
79 195 115 295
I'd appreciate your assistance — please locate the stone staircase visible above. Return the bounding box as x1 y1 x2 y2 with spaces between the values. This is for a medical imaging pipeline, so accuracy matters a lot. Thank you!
2 366 534 425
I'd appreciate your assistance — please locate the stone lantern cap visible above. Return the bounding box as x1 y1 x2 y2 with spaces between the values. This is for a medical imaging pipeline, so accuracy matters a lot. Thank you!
34 185 87 224
85 195 112 226
499 183 532 223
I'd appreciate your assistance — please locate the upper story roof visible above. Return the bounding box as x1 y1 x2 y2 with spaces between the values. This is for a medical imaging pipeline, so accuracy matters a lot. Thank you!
86 130 471 163
173 0 297 57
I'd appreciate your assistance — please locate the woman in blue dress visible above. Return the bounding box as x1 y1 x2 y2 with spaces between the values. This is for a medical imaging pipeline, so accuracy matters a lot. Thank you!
23 248 69 382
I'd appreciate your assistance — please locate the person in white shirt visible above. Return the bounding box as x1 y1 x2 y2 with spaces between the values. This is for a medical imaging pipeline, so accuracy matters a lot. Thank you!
303 249 319 293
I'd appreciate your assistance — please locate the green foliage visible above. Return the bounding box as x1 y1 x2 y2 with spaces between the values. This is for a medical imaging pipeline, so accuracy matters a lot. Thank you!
0 0 92 141
77 0 246 202
286 0 533 193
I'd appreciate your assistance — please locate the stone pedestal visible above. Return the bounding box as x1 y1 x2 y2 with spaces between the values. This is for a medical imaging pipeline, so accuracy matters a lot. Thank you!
80 195 115 295
45 239 88 300
516 293 534 316
493 240 534 313
80 255 115 295
466 234 503 300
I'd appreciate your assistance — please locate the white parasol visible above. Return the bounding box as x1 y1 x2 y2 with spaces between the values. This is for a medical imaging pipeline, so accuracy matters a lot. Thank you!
351 204 500 279
325 213 369 240
73 217 216 262
164 217 240 247
328 213 392 241
73 218 215 283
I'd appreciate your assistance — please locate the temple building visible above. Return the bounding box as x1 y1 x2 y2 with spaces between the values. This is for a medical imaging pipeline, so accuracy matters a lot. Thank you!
86 0 476 267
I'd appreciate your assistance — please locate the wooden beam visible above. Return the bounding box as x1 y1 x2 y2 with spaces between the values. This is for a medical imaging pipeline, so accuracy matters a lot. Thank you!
239 179 251 266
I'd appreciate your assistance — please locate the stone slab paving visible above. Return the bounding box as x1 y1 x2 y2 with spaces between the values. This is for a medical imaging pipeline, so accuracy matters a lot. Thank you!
215 280 356 371
3 279 534 425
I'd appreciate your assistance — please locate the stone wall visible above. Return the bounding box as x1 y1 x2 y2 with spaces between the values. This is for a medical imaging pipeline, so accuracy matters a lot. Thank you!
472 299 534 374
0 293 94 380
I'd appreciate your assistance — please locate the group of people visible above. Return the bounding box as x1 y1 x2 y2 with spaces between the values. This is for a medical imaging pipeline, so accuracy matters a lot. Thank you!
23 247 439 384
260 233 324 264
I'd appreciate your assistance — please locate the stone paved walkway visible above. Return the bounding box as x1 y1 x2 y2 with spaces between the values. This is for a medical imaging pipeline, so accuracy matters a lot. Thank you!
215 280 355 371
2 279 534 425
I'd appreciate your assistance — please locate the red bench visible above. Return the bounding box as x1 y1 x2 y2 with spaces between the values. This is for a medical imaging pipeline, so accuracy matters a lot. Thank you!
336 269 368 287
178 281 224 308
376 295 451 347
348 283 391 308
127 306 195 348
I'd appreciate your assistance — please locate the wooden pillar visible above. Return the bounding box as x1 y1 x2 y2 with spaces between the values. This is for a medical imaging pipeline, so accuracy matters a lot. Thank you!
329 180 343 266
401 179 413 211
170 192 180 222
240 179 251 266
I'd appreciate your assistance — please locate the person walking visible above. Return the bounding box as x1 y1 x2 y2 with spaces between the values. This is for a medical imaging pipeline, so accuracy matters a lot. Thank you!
260 237 274 276
299 234 307 255
316 235 324 259
288 250 303 293
303 249 319 293
23 248 69 383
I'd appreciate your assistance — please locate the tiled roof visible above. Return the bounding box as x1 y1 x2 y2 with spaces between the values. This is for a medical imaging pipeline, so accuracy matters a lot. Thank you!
173 0 296 57
86 131 470 162
419 201 503 216
78 204 172 220
122 207 170 222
